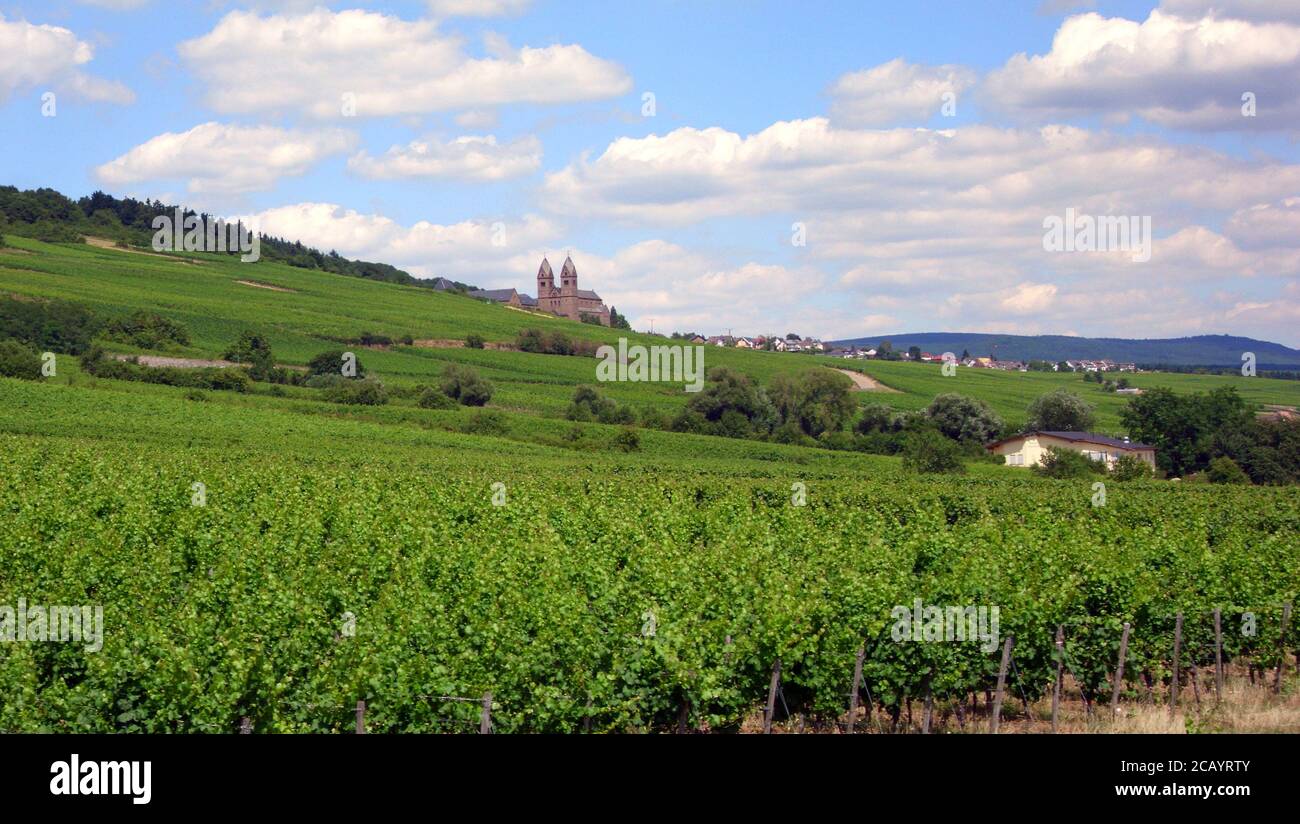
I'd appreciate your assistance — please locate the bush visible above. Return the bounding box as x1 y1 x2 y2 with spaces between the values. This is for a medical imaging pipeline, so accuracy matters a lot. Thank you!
465 333 485 349
566 385 635 424
1032 446 1106 479
1110 453 1153 481
463 409 508 436
31 221 82 243
613 427 641 452
418 386 457 409
224 330 273 364
104 310 190 348
323 379 387 406
184 390 208 402
925 393 1003 444
684 367 777 437
900 429 966 474
1025 388 1096 432
79 348 252 393
768 369 856 437
400 335 414 346
355 332 392 346
440 364 494 406
515 328 597 357
0 340 42 379
308 349 365 379
1206 455 1250 484
0 295 100 355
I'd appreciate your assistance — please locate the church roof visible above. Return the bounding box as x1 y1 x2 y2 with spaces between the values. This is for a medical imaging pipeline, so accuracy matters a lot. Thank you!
468 288 518 302
537 258 553 277
560 256 577 277
577 289 603 301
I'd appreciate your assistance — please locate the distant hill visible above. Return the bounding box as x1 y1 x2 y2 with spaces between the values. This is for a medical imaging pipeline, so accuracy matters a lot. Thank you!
829 332 1300 368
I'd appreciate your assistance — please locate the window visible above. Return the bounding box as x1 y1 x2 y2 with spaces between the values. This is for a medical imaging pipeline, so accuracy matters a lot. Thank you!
1082 450 1107 462
1006 453 1024 466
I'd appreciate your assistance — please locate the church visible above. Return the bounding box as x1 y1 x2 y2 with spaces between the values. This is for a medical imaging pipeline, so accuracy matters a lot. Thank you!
467 255 611 326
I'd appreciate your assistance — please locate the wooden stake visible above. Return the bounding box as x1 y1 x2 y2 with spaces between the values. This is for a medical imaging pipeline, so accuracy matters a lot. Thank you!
922 683 933 734
847 644 865 734
1276 602 1292 695
1170 612 1183 717
1051 625 1064 734
764 658 781 734
479 692 492 734
1111 622 1131 712
991 635 1013 734
355 700 366 734
1214 607 1224 702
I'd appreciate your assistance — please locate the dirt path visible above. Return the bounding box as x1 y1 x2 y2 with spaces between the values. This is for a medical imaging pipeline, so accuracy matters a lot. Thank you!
235 279 295 293
411 339 515 351
832 367 900 393
84 236 204 264
112 355 238 369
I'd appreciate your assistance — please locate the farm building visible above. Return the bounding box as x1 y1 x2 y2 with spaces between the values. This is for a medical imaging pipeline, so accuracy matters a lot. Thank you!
986 431 1156 470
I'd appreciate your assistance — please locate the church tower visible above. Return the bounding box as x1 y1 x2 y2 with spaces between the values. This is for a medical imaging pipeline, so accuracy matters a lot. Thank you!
559 255 579 320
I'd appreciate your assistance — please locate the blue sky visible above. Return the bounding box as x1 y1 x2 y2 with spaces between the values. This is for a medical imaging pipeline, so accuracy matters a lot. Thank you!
2 0 1299 344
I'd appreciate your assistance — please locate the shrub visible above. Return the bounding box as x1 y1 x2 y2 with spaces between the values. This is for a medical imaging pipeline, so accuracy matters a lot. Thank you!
685 367 777 437
0 340 42 379
463 409 508 436
308 349 365 379
324 379 387 406
768 369 856 437
1025 388 1096 432
900 429 966 474
515 328 597 357
104 310 190 348
400 335 414 346
465 333 485 349
1032 446 1106 479
440 364 493 406
613 427 641 452
418 386 456 409
224 330 273 364
925 393 1003 444
1206 455 1250 484
1110 453 1153 481
566 385 634 424
355 332 392 346
0 295 100 355
184 390 208 402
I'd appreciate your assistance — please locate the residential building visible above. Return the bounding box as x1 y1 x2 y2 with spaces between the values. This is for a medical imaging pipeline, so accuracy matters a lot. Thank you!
986 431 1157 470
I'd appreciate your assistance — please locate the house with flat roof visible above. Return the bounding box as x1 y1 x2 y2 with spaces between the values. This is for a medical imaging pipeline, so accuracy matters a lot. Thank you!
986 431 1157 470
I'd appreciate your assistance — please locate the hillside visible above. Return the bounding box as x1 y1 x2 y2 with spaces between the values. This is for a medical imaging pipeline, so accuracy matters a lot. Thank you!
831 331 1300 368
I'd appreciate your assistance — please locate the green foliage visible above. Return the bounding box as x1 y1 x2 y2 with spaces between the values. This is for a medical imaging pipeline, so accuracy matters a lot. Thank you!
0 339 42 379
613 427 641 452
609 306 631 330
1207 456 1250 485
308 349 366 379
417 386 457 409
566 385 635 424
440 364 494 406
1032 446 1107 479
1120 386 1251 477
768 369 856 437
681 367 776 437
924 393 1003 444
465 333 485 349
900 429 966 474
324 379 387 406
515 328 597 357
104 310 190 349
1110 453 1153 481
463 409 508 436
0 295 100 355
80 348 251 393
1025 388 1095 432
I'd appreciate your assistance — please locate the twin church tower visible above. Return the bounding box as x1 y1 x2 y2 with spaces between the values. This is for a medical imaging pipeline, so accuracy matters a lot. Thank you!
535 256 611 326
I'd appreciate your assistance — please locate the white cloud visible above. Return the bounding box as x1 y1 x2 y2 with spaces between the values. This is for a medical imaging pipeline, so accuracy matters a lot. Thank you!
828 58 976 126
177 9 632 118
454 109 499 129
348 134 541 181
95 122 357 195
76 0 150 9
0 14 134 104
983 10 1300 130
1160 0 1300 24
427 0 531 17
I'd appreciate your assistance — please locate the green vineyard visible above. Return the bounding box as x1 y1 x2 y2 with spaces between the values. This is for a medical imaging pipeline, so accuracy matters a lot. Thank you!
2 436 1295 732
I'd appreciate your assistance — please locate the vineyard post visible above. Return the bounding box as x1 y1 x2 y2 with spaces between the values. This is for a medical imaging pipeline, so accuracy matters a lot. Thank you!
990 635 1013 734
1170 612 1183 717
1275 602 1292 695
1051 625 1064 734
239 716 251 735
1111 622 1131 712
764 658 781 734
921 678 933 735
355 700 366 734
480 692 492 734
847 644 865 734
1214 608 1224 702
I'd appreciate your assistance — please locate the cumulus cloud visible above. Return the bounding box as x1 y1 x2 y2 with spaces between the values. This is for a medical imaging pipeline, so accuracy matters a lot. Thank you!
0 14 134 104
348 134 541 181
177 9 632 118
1160 0 1300 24
828 58 976 126
983 10 1300 130
427 0 531 17
95 122 357 195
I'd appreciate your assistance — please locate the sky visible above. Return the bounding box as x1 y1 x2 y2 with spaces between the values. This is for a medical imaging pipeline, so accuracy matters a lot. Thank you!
1 0 1299 345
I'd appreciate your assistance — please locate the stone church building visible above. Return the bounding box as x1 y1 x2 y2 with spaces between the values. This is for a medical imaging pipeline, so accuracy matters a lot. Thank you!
467 255 610 326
